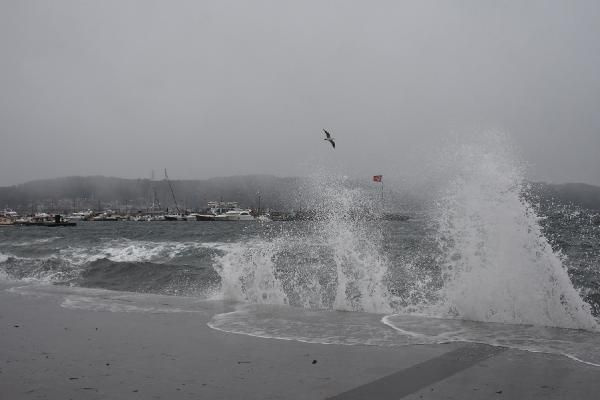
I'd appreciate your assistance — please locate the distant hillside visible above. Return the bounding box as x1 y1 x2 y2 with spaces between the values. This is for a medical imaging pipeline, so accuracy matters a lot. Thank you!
0 175 305 212
1 176 599 213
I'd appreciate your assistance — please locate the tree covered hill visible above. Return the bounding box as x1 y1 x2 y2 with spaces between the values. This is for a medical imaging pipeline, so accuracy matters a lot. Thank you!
1 176 599 213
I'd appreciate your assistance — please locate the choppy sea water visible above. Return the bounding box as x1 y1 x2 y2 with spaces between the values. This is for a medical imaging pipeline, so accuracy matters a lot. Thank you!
2 137 600 365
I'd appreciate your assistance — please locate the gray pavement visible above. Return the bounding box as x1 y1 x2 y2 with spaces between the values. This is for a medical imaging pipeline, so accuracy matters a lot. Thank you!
1 284 599 399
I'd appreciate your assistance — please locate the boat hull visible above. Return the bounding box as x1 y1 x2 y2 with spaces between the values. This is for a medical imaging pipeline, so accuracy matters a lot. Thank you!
195 215 216 221
16 222 76 227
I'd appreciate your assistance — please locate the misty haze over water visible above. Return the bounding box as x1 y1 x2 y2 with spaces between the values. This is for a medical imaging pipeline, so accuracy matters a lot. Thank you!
1 1 600 186
2 175 600 215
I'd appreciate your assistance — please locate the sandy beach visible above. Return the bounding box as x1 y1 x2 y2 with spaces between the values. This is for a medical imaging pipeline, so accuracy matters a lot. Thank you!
0 282 599 399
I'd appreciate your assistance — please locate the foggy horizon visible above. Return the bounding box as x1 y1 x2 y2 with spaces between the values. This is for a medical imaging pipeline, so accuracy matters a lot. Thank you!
2 1 600 186
3 171 600 189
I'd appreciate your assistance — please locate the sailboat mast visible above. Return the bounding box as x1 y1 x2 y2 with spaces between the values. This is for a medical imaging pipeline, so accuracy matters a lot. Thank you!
164 168 181 213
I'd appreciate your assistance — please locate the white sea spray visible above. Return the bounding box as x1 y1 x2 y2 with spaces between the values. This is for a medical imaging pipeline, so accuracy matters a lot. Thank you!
430 133 597 330
213 172 396 313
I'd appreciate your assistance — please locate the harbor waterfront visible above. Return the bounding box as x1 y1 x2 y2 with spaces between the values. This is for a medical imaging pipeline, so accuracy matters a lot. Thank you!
1 193 600 398
1 193 600 349
0 207 411 224
2 151 600 397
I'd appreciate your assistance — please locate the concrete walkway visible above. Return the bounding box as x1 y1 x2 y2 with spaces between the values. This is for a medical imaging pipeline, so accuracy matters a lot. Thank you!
1 284 599 399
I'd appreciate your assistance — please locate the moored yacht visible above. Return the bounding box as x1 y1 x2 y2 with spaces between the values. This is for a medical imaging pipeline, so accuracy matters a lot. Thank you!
214 209 255 221
1 209 19 219
185 213 216 221
92 211 120 221
69 210 93 221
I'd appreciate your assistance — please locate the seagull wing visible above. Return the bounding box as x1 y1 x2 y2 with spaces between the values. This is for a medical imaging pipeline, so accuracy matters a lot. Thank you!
330 140 335 149
323 129 331 139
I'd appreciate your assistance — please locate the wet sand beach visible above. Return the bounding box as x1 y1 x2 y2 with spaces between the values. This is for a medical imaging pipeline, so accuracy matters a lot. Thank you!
2 282 599 400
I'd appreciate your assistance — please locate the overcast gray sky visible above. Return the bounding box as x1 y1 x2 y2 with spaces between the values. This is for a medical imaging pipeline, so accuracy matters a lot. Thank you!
1 0 599 186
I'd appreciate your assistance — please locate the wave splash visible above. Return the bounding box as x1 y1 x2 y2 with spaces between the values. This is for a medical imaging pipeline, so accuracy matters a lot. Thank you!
213 173 396 313
214 134 597 331
213 134 598 330
211 133 600 367
428 134 597 330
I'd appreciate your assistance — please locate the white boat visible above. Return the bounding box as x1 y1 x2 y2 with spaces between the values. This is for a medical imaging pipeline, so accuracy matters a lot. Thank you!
185 213 199 221
69 210 93 221
185 213 217 221
92 212 119 221
214 209 255 221
1 209 19 219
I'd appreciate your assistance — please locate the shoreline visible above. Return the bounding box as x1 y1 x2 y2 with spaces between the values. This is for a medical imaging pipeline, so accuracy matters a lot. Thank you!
1 283 600 399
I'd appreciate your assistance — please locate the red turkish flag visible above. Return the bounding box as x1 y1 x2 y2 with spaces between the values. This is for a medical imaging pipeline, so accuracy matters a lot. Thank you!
373 175 382 182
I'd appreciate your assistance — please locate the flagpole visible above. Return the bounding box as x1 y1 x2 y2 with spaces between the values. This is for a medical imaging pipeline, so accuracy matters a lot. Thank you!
381 180 384 211
373 175 384 212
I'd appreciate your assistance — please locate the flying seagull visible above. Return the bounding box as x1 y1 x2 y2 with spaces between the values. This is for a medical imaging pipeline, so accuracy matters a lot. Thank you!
323 129 335 149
